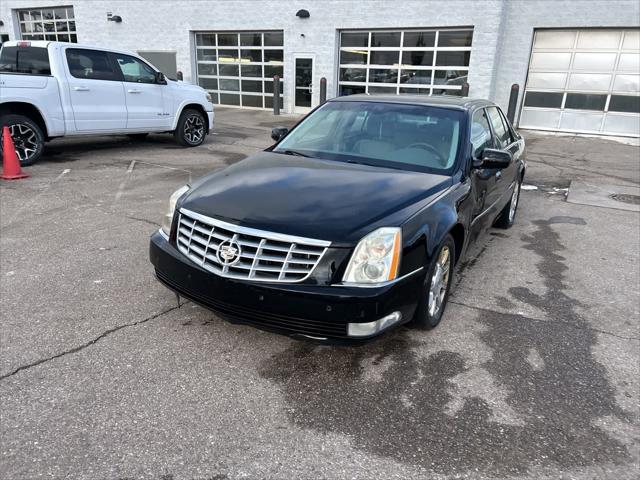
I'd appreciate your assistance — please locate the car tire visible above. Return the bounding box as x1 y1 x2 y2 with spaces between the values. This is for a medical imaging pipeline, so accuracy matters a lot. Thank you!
411 234 455 330
127 133 149 141
174 109 206 147
494 180 521 229
0 114 45 166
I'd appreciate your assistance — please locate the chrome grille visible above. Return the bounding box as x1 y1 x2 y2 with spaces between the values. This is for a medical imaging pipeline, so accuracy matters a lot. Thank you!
176 208 330 283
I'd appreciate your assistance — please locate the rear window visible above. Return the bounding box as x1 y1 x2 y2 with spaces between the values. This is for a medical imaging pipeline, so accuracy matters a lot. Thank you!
0 46 51 75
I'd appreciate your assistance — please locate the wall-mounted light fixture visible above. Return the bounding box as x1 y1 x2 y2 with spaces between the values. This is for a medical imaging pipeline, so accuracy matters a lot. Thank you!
296 9 310 19
107 12 122 23
0 20 4 26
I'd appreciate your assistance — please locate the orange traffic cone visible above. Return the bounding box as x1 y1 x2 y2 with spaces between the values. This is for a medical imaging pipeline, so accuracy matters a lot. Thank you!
1 125 29 180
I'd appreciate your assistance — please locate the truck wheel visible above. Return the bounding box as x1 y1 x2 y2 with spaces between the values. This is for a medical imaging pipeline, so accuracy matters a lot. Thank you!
174 109 206 147
0 114 45 166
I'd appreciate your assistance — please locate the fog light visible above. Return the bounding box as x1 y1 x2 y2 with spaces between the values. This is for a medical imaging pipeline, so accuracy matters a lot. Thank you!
347 311 402 337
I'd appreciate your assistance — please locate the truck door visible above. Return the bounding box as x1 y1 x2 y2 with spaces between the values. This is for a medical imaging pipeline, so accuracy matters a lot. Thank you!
64 48 127 131
110 52 172 130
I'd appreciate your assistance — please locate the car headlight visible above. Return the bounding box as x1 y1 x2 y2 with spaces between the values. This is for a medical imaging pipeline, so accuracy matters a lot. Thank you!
161 185 189 236
205 93 212 103
343 227 402 284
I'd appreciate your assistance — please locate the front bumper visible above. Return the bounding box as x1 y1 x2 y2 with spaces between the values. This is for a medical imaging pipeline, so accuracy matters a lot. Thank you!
149 231 423 341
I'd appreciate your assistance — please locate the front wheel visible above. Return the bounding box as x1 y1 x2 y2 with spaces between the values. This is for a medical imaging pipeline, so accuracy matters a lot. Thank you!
0 114 45 166
174 109 206 147
412 235 455 330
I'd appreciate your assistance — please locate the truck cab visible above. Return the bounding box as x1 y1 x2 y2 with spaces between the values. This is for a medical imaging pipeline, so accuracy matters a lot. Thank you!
0 41 214 165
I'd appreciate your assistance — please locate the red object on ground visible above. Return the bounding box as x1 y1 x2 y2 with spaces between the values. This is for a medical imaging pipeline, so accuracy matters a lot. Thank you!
1 125 29 180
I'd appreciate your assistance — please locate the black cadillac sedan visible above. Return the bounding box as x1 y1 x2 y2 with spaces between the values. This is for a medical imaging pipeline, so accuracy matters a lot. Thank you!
149 95 525 341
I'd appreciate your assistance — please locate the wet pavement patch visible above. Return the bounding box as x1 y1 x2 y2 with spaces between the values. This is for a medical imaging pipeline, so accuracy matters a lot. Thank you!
258 217 631 477
547 215 587 225
609 193 640 205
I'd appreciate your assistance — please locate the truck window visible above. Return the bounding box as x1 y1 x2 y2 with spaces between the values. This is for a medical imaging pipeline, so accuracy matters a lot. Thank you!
113 54 157 84
0 46 51 75
65 48 119 81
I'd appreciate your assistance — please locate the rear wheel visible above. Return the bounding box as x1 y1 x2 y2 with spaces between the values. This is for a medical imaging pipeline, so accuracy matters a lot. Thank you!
174 109 206 147
412 234 455 330
494 180 521 229
0 114 45 166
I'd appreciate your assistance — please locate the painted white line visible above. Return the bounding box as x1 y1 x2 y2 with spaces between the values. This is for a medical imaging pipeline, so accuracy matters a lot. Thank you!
55 168 71 181
114 180 127 201
5 168 71 224
131 160 192 183
126 160 136 173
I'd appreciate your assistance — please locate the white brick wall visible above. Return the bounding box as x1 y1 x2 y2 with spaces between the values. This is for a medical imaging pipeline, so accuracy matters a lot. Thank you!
1 0 638 115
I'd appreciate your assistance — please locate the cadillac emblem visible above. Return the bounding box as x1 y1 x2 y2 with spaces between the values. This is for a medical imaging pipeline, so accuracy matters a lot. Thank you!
217 240 241 265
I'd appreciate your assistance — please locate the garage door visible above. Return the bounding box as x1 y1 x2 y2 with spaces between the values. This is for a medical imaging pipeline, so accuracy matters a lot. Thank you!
194 31 284 109
338 28 473 96
520 29 640 137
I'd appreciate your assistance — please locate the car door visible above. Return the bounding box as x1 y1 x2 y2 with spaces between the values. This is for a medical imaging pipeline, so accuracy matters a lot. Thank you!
65 48 127 131
497 106 523 186
111 52 172 130
468 107 501 242
486 106 519 202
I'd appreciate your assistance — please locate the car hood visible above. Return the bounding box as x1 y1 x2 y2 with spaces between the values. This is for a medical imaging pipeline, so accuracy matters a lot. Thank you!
181 152 452 244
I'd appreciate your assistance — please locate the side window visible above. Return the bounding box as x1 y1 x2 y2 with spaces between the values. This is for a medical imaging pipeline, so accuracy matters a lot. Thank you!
0 46 51 75
113 54 157 84
498 108 516 143
66 49 118 81
487 107 512 149
470 109 493 158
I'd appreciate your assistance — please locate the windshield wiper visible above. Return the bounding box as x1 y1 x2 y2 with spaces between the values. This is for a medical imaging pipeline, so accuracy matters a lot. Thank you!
277 149 311 158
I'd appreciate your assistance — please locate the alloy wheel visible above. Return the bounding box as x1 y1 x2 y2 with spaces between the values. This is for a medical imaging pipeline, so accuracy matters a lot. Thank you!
184 115 204 144
509 182 520 222
7 123 39 164
428 246 451 317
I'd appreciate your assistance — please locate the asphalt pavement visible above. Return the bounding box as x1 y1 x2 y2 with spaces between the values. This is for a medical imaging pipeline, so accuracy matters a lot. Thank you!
0 107 638 479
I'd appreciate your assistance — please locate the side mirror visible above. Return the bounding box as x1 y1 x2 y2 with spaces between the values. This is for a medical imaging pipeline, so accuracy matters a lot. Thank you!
271 126 289 142
155 71 167 85
474 148 512 169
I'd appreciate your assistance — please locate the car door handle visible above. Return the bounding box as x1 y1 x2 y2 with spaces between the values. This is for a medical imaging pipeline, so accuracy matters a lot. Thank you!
128 89 142 94
73 86 90 91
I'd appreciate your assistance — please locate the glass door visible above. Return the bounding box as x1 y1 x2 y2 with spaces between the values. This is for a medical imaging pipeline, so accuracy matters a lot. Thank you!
294 56 314 113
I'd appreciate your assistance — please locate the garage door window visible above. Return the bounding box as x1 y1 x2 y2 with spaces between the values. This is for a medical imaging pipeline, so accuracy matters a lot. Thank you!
17 6 77 42
195 31 283 109
521 29 640 137
338 28 472 96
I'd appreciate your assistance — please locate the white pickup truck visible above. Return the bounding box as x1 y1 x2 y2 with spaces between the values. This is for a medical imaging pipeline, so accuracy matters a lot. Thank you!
0 41 214 165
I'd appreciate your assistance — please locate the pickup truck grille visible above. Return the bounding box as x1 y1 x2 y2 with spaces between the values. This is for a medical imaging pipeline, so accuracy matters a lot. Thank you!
176 208 330 283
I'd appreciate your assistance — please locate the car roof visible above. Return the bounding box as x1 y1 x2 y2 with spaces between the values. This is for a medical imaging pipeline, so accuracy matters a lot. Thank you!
329 94 494 111
0 40 144 59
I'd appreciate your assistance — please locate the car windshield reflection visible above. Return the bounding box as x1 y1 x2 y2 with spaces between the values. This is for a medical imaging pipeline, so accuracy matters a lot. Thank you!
274 100 464 174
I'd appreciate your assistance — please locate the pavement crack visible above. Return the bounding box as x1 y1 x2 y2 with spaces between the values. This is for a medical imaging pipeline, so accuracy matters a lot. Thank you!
0 305 181 381
449 300 640 342
124 215 161 227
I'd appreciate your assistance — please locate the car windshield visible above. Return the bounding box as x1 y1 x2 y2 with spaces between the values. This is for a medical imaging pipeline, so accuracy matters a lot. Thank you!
274 100 464 174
